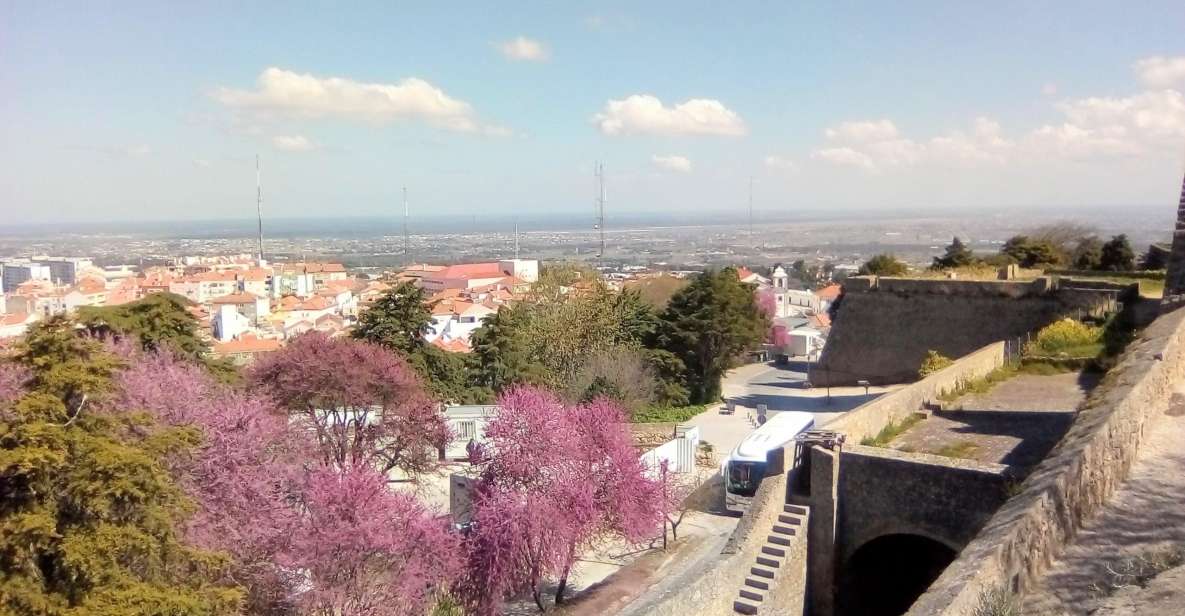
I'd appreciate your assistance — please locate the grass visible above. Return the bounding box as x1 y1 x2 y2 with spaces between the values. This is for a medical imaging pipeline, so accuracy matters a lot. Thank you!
938 364 1020 402
930 440 979 460
860 413 924 447
631 404 708 424
971 587 1019 616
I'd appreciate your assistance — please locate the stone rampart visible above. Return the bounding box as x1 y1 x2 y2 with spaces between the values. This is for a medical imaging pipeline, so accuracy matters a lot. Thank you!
820 342 1006 444
907 308 1185 615
810 276 1121 386
635 446 806 616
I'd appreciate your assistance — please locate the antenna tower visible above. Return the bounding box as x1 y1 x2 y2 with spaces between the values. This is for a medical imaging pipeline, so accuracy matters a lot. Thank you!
402 186 410 266
748 175 754 248
595 162 606 260
514 220 520 259
255 154 265 263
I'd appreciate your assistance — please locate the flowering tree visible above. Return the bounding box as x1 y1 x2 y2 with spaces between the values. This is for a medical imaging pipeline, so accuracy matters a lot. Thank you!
0 361 28 406
756 286 777 319
286 466 462 616
117 350 302 610
461 387 664 613
250 332 450 477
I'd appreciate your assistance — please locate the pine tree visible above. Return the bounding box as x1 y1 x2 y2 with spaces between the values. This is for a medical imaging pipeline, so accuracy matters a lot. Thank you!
1099 234 1135 272
352 281 432 354
931 237 977 269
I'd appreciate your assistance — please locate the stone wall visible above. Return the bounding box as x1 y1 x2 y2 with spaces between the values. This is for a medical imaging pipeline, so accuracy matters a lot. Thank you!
636 446 806 616
820 342 1006 444
907 308 1185 615
810 276 1122 385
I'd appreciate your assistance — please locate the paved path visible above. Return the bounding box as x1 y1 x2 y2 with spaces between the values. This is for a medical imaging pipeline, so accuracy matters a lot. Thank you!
1021 388 1185 614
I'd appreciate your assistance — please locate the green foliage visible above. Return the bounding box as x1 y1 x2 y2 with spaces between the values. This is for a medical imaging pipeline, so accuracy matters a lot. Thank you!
930 440 979 460
658 268 769 404
858 254 908 276
407 345 493 405
1 319 242 614
352 281 432 355
630 405 707 424
470 306 549 392
1001 235 1063 268
1025 319 1104 357
931 237 977 269
860 414 924 447
642 348 691 408
1140 244 1169 270
626 275 688 309
76 293 240 385
937 364 1019 401
1072 236 1104 270
918 350 954 378
1099 234 1135 272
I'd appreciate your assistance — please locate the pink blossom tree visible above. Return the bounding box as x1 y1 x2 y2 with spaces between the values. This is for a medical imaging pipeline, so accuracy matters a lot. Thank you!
756 287 777 319
286 466 462 616
0 361 29 406
117 350 302 611
249 332 450 477
461 387 664 613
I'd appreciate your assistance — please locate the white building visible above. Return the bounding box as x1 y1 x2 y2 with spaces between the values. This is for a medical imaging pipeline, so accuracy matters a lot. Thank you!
212 304 251 342
443 405 498 459
1 260 52 293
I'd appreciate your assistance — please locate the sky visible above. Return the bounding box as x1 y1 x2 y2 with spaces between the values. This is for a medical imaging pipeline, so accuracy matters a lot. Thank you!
2 1 1185 224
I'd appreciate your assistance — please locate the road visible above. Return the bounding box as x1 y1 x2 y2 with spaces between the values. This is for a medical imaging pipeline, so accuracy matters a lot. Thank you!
687 360 900 458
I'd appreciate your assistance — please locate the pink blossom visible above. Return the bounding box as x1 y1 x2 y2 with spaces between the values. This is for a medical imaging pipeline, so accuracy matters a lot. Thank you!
249 332 450 476
0 361 29 406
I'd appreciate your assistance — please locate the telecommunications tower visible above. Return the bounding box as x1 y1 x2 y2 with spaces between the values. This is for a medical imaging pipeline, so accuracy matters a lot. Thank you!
594 162 606 259
255 154 265 264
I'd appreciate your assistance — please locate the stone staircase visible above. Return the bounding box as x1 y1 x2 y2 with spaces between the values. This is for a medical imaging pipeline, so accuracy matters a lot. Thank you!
733 504 809 615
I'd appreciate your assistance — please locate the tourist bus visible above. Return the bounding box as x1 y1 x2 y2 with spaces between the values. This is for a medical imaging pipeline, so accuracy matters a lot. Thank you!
722 411 815 513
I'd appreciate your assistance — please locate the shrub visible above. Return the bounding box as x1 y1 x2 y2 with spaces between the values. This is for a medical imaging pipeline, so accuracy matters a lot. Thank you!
1025 319 1103 357
918 350 954 378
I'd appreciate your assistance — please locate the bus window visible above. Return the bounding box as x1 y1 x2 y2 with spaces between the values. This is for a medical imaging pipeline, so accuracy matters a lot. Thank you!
727 461 765 497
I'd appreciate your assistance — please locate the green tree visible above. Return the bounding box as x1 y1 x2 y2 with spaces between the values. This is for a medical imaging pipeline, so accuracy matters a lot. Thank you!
469 306 547 392
657 268 768 404
1 317 241 615
1072 237 1104 270
1140 244 1170 270
1001 235 1062 268
858 254 908 276
1099 234 1135 272
931 237 977 269
352 281 432 355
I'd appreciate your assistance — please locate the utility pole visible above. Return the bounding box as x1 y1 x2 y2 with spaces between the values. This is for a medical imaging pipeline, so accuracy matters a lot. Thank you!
402 186 410 266
255 154 265 264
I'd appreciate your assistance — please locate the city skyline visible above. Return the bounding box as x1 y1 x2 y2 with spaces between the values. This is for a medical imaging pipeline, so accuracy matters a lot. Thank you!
3 2 1185 223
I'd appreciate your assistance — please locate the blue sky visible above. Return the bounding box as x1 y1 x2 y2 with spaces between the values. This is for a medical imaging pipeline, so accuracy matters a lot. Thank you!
2 1 1184 223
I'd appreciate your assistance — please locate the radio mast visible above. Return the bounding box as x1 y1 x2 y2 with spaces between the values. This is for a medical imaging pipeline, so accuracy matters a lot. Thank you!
255 154 265 264
402 186 410 266
748 175 754 248
595 162 606 260
514 219 520 260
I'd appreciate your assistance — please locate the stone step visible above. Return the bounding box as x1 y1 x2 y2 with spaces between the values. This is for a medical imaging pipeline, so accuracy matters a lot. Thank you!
739 588 765 602
771 524 798 536
744 577 770 591
734 599 759 615
762 545 786 557
751 566 776 580
756 555 781 568
777 514 804 525
784 504 809 515
768 534 792 546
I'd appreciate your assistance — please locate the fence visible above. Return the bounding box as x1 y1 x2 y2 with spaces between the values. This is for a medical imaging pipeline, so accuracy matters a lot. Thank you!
639 424 700 476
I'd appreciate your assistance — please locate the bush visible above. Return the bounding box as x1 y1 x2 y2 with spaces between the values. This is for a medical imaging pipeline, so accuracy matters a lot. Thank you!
1025 319 1103 357
918 350 954 378
631 405 708 424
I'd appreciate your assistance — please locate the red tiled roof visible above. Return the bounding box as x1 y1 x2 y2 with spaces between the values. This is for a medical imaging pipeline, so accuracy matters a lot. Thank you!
435 262 503 279
210 291 262 305
0 312 33 326
815 284 842 301
431 337 472 353
297 296 334 311
213 335 284 354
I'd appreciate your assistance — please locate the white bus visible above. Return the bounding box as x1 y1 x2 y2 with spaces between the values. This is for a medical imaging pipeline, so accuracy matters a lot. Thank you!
722 411 815 513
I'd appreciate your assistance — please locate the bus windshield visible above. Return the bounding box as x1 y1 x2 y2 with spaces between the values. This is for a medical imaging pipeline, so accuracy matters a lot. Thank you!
727 461 765 497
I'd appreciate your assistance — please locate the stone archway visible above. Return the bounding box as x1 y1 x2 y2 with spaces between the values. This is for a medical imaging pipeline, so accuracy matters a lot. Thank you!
836 533 958 616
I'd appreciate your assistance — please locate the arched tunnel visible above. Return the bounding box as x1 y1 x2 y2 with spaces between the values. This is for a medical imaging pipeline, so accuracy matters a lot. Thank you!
836 533 958 616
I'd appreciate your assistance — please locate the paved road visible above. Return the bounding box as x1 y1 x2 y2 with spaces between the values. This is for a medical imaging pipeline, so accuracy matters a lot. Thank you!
688 360 899 457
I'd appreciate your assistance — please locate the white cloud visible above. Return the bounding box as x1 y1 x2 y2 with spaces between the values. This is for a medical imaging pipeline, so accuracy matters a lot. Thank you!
651 154 692 173
825 119 899 143
193 158 212 168
213 67 508 135
593 94 747 137
272 135 317 152
497 36 549 62
764 155 797 171
812 117 1012 172
812 147 877 171
1134 56 1185 88
1042 83 1058 96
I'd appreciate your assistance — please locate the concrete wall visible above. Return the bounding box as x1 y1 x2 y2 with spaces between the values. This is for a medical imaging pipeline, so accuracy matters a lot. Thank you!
820 342 1006 444
810 276 1120 385
637 447 806 616
907 308 1185 615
